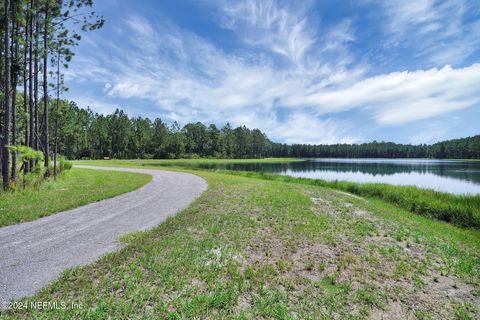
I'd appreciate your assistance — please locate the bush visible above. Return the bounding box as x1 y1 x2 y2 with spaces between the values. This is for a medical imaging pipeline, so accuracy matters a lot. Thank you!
59 156 73 171
9 145 44 164
5 151 73 191
183 153 201 159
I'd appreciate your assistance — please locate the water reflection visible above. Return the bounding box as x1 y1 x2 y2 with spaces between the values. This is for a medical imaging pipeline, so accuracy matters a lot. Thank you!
156 159 480 194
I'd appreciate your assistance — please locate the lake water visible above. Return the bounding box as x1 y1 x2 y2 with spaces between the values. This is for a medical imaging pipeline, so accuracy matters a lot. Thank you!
194 159 480 195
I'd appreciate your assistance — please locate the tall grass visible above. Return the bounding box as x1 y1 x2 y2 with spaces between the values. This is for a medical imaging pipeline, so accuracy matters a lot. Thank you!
209 170 480 229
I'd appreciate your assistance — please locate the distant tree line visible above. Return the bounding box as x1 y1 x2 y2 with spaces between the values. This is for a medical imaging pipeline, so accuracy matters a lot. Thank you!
276 137 480 159
49 101 480 160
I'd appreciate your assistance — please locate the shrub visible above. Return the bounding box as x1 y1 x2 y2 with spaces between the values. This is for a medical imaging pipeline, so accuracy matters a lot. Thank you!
9 145 44 164
183 153 201 159
3 147 73 191
59 156 73 171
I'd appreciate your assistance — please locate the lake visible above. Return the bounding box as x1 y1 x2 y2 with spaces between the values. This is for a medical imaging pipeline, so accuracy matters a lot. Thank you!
193 159 480 194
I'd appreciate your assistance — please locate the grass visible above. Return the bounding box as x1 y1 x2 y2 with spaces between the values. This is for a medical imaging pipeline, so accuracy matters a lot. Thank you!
73 159 480 229
2 164 479 319
74 157 305 166
0 168 151 227
216 170 480 230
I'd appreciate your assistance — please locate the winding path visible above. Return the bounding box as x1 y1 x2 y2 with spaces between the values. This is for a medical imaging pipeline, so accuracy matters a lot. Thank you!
0 166 207 307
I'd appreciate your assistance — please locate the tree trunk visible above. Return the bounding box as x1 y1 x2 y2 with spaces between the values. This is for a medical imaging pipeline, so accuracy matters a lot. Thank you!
2 0 11 190
54 51 60 179
23 0 29 174
29 0 35 169
54 118 58 178
43 2 49 177
34 14 39 150
11 0 18 181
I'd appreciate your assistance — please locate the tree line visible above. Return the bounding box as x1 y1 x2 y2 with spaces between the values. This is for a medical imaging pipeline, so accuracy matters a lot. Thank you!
49 101 480 161
0 0 102 189
277 137 480 159
50 102 271 160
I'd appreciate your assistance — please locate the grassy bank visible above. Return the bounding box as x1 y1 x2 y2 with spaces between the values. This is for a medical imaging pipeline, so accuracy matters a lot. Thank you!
3 169 479 319
73 159 480 229
218 170 480 230
0 168 151 227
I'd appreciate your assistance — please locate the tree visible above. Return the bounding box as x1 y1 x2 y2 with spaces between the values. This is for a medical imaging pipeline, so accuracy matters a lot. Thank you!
152 118 168 158
42 0 49 176
0 0 103 189
165 121 185 159
10 0 20 181
221 123 235 158
183 122 208 156
2 0 11 189
207 124 221 157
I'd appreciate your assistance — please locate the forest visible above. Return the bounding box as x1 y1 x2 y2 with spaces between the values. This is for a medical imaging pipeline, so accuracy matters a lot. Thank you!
42 101 480 160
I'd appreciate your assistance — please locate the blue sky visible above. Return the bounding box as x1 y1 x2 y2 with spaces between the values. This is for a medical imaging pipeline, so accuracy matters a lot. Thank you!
65 0 480 144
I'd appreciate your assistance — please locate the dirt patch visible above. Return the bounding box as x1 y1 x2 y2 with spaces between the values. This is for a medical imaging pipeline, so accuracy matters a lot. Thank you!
236 185 479 319
370 302 413 320
334 190 366 201
310 196 343 216
236 292 253 313
240 227 284 269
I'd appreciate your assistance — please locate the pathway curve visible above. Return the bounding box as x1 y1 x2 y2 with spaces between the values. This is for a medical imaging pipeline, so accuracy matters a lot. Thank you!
0 165 207 307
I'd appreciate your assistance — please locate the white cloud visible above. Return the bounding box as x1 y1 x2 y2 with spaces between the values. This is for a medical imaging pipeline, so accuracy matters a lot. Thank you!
322 19 355 53
124 15 154 37
410 126 448 144
301 64 480 124
376 0 480 64
267 114 358 145
71 96 119 115
65 0 480 144
218 0 315 66
223 109 357 145
103 83 112 92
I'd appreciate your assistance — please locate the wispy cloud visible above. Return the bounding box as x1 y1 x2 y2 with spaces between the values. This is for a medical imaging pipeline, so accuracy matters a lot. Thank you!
301 64 480 125
64 0 480 144
218 0 315 66
410 126 448 144
376 0 480 65
267 113 358 145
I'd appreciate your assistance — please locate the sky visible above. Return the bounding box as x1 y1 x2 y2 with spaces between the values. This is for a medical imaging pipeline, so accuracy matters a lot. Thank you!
64 0 480 145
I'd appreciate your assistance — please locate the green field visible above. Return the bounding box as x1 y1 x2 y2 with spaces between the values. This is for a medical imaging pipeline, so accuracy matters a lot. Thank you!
220 170 480 229
0 168 151 227
73 159 480 229
3 160 479 319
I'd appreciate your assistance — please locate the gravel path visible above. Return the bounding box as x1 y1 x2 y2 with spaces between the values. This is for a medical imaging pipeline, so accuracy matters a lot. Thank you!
0 166 207 307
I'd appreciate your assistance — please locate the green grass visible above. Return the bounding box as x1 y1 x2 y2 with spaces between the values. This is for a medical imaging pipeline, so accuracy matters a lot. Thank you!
73 159 480 229
0 168 151 227
3 167 478 319
216 170 480 230
74 157 304 166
